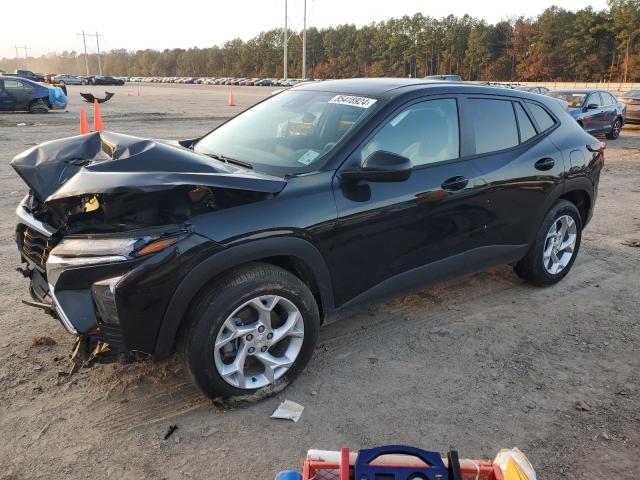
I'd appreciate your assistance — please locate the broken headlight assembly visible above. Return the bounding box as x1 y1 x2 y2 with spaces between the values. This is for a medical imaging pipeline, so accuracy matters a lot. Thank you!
46 234 183 328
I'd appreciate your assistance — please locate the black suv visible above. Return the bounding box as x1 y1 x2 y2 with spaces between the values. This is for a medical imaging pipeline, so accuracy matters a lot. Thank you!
12 79 604 399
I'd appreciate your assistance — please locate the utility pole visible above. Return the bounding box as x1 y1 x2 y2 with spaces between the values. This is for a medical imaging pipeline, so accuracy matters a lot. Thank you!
23 45 30 58
283 0 288 80
77 30 90 76
302 0 307 80
12 44 20 60
89 32 104 75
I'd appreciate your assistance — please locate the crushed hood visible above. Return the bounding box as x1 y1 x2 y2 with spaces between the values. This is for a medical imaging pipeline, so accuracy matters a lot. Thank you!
11 131 286 202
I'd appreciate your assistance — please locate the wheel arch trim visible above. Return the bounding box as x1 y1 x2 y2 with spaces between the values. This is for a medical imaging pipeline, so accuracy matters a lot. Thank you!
560 180 594 227
153 236 334 360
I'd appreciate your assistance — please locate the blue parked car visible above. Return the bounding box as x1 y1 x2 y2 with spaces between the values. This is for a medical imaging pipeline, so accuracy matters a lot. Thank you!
0 76 67 113
548 89 626 139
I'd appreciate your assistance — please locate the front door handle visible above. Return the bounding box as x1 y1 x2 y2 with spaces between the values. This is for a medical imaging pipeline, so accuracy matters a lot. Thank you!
441 176 469 192
535 157 555 171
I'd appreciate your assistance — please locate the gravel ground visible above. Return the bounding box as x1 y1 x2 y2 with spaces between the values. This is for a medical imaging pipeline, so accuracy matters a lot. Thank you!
0 84 638 479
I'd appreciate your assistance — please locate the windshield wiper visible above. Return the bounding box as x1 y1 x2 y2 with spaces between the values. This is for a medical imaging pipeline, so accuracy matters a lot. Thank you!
204 153 253 170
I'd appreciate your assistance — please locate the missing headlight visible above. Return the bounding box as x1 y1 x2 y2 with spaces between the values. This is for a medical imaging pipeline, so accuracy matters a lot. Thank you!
92 276 122 325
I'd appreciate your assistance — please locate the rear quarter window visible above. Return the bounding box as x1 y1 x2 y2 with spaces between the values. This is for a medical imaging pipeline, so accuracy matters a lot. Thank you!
526 102 556 132
515 103 537 142
468 98 519 155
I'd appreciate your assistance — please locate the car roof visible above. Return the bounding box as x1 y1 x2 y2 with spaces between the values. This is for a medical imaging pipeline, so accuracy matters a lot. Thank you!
0 75 40 86
294 77 556 103
550 89 605 94
295 78 457 97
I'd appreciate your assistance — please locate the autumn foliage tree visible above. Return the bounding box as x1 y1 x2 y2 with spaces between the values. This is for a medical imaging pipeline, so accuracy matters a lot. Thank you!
2 1 638 82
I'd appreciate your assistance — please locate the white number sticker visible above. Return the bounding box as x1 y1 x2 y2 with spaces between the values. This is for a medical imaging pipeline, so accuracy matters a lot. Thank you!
328 95 377 108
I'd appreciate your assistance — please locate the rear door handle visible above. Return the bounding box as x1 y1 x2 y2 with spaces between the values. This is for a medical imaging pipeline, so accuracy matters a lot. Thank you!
535 157 555 171
441 176 469 192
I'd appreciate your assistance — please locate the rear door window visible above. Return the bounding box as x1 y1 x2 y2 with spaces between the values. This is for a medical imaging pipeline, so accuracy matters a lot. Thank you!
514 103 537 142
526 102 556 132
587 93 603 107
602 92 615 105
468 98 519 155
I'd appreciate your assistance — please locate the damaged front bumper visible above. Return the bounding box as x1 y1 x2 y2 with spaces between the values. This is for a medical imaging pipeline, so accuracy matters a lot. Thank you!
16 196 218 354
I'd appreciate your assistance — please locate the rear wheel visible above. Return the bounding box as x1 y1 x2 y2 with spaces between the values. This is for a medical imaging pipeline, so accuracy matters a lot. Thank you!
178 263 320 399
514 200 582 286
606 118 622 140
28 99 49 114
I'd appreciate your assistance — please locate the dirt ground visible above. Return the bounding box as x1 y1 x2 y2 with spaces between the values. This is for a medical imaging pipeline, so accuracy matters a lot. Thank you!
0 84 638 479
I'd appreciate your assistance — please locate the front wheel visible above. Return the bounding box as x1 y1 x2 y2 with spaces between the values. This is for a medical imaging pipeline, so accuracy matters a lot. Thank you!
514 200 582 286
28 99 49 114
606 118 622 140
178 263 320 400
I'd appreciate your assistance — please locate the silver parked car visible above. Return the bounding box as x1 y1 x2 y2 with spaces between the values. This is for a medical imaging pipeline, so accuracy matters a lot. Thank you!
53 74 88 85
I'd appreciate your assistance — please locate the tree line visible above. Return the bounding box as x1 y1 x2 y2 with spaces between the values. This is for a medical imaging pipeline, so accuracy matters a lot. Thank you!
1 0 638 82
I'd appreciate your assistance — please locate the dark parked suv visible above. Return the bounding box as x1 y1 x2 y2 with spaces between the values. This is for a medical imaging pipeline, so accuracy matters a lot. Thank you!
12 79 604 399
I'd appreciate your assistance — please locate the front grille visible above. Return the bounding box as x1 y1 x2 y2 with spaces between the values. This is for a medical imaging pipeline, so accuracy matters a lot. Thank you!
21 227 54 270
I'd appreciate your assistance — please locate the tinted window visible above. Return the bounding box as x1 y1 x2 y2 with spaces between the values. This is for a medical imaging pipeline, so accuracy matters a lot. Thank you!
361 98 459 167
547 92 585 108
587 93 603 107
602 92 616 105
469 98 518 154
4 80 24 89
515 103 537 142
526 103 556 132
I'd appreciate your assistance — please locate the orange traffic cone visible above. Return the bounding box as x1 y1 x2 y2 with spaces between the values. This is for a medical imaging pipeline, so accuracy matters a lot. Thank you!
93 99 104 132
228 90 235 106
137 89 140 97
79 108 90 134
127 91 132 96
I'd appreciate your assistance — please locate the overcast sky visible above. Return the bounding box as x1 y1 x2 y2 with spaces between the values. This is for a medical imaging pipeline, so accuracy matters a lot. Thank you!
2 0 608 60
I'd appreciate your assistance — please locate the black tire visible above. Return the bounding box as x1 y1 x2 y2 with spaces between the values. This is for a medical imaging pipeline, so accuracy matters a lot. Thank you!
606 117 622 140
514 200 582 286
178 262 320 400
28 99 49 114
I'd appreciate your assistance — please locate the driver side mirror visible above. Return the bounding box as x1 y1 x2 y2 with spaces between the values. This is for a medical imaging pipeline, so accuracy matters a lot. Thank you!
340 150 412 182
585 103 599 110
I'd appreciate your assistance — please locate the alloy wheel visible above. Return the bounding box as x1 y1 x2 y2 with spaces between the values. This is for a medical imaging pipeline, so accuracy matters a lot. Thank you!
612 119 621 138
213 295 304 389
542 215 577 275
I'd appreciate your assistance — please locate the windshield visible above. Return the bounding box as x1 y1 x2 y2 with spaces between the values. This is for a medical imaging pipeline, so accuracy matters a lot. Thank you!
548 92 586 108
194 90 377 173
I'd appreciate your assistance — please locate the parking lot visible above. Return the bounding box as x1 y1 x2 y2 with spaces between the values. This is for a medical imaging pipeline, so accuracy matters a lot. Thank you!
0 83 638 479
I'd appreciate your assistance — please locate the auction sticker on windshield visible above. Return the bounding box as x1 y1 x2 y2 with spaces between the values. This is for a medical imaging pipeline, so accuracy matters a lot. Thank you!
329 95 377 108
297 150 320 165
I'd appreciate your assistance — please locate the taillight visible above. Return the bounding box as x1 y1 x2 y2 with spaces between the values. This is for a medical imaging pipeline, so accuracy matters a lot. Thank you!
587 141 606 153
587 141 605 165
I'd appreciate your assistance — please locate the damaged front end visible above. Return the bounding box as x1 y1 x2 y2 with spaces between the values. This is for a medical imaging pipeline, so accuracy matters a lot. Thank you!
12 131 285 363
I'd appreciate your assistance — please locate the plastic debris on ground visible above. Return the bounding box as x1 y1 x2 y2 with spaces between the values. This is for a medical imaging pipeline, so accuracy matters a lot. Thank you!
494 448 537 480
271 399 304 422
